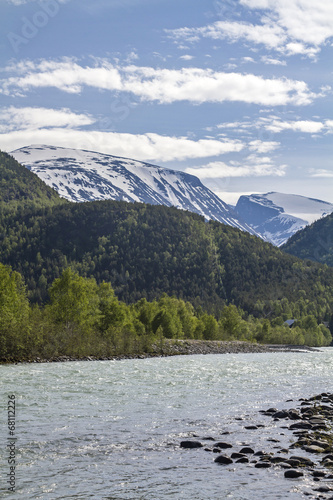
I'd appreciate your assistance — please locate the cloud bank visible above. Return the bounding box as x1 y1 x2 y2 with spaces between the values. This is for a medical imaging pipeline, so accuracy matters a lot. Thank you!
1 59 318 106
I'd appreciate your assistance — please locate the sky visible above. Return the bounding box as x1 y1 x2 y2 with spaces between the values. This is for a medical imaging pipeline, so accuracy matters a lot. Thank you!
0 0 332 205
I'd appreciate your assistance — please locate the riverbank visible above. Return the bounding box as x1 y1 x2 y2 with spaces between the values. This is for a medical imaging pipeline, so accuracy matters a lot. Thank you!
6 339 320 364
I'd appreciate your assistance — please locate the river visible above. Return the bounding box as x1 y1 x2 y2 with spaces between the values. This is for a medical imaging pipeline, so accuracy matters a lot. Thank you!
1 349 333 499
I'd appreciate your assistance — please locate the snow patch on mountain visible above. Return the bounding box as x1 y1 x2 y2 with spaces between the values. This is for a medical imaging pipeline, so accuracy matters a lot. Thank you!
11 144 258 236
235 192 333 246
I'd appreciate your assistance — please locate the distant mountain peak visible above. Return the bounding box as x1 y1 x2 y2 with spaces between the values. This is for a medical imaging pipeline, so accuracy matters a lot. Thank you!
235 192 333 246
11 144 258 237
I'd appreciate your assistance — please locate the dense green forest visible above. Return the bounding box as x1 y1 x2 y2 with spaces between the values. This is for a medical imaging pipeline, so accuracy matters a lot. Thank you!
0 150 333 360
283 212 333 267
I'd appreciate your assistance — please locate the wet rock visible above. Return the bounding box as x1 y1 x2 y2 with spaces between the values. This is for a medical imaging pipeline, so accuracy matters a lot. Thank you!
312 471 326 478
303 445 326 454
231 452 247 459
273 410 289 419
214 455 233 465
239 447 255 454
270 456 285 464
180 440 203 448
288 410 300 420
321 459 333 467
255 462 271 468
314 486 332 493
236 457 249 463
290 422 312 430
289 455 314 466
266 408 278 414
215 442 233 449
279 462 293 469
245 425 258 430
284 470 304 478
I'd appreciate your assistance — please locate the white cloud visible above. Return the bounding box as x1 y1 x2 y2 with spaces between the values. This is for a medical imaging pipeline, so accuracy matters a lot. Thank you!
240 0 333 46
0 106 94 133
0 128 244 162
167 0 333 59
1 59 318 106
185 156 286 179
216 116 333 136
248 140 280 153
261 56 286 66
167 21 286 50
179 55 194 60
309 168 333 178
265 119 325 134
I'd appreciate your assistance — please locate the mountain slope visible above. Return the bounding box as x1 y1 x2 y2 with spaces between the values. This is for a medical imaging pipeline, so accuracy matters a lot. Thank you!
11 144 258 236
235 192 333 246
282 211 333 267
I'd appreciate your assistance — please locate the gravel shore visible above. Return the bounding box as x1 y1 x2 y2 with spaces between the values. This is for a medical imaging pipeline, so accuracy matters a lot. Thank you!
15 339 320 364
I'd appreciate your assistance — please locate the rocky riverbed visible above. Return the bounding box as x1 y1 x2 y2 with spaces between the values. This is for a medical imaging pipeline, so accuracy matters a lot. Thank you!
180 392 333 498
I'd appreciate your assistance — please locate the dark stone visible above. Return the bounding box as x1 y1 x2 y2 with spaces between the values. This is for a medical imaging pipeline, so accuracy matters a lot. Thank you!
266 408 278 413
215 442 233 449
231 452 247 459
214 455 233 465
273 410 289 419
236 457 249 463
288 410 300 420
314 486 332 493
289 456 314 466
180 440 203 449
255 462 271 468
202 437 215 441
279 463 292 469
312 471 326 478
286 459 301 467
245 425 258 430
290 423 312 430
239 447 255 454
284 470 304 478
270 457 285 464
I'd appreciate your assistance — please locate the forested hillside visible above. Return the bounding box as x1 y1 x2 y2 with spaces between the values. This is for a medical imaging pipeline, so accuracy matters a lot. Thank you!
1 188 333 323
283 212 333 267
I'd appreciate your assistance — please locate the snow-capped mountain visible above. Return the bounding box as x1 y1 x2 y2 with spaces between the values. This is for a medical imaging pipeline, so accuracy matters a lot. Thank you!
11 145 258 235
235 192 333 246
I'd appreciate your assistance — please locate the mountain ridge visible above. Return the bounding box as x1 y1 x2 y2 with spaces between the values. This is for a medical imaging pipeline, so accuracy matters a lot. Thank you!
11 144 259 237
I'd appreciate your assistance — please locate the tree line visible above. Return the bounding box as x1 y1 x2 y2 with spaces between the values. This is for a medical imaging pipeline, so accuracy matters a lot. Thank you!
1 264 331 362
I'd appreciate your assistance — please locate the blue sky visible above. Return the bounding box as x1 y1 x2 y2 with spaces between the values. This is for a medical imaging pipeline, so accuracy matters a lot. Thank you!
1 0 332 204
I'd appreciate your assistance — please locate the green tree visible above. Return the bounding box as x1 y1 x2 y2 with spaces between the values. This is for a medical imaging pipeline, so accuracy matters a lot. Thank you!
0 263 30 359
47 268 100 331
